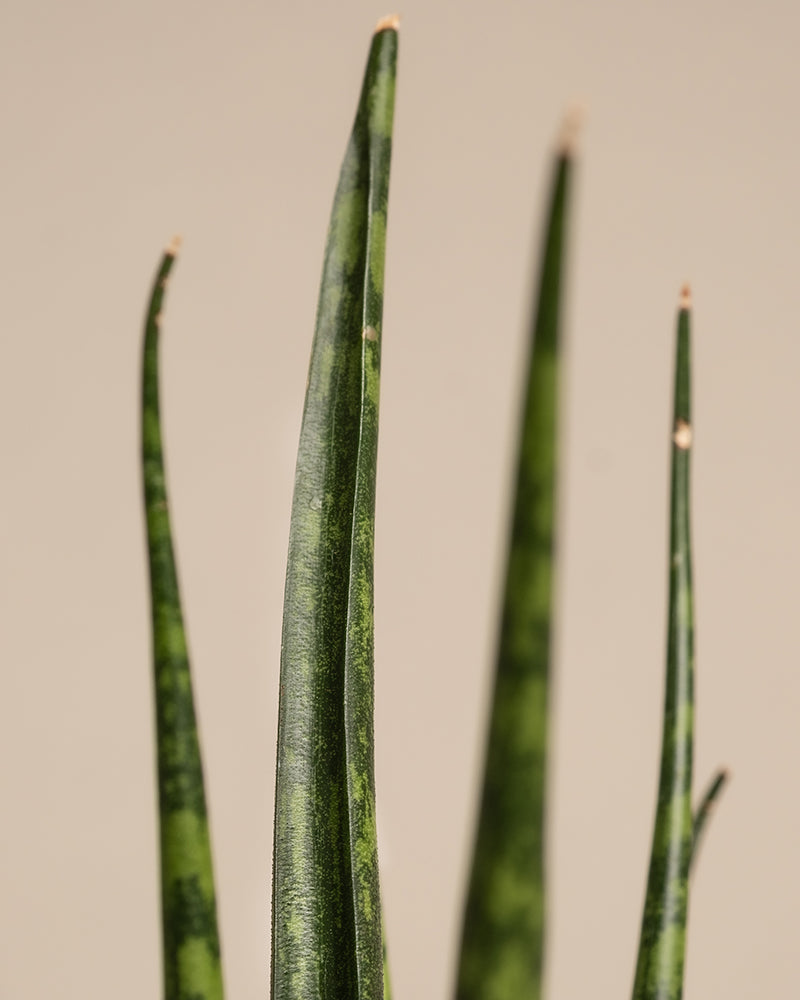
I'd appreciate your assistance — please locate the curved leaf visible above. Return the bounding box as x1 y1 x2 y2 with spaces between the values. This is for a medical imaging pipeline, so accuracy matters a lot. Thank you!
141 239 225 1000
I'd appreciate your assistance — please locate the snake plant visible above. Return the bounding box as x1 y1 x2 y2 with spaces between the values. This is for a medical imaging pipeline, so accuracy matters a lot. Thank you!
139 16 725 1000
270 18 397 1000
142 235 225 1000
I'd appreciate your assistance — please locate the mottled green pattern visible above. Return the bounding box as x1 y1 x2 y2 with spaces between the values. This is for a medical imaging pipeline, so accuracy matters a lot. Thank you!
631 301 694 1000
455 153 572 1000
271 24 397 1000
142 245 225 1000
690 768 728 873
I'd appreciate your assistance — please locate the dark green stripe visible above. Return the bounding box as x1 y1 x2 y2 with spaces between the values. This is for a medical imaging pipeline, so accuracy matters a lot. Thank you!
142 240 225 1000
631 295 694 1000
455 149 572 1000
271 22 397 1000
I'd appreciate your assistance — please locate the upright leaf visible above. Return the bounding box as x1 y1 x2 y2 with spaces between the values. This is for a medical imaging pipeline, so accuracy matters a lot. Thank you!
141 238 225 1000
271 18 398 1000
455 125 574 1000
631 288 695 1000
690 767 728 874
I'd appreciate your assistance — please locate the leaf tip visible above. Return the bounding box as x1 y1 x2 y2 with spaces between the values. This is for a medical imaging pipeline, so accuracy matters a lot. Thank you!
557 102 586 156
166 234 183 258
375 13 400 32
679 282 692 310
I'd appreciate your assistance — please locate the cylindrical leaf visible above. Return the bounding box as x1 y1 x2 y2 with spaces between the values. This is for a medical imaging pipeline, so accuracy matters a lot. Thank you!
271 19 398 1000
690 767 728 873
141 239 225 1000
631 289 695 1000
455 136 573 1000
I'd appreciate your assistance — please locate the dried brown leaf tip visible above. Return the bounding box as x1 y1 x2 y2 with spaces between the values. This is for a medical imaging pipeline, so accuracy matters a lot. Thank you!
557 103 586 156
375 13 400 32
679 283 692 310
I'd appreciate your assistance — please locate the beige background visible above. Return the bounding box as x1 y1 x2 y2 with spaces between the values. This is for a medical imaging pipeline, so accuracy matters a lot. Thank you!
1 1 798 997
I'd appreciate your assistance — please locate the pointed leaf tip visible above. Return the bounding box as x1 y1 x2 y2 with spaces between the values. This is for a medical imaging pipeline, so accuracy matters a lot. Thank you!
690 768 730 873
679 283 692 310
166 235 182 257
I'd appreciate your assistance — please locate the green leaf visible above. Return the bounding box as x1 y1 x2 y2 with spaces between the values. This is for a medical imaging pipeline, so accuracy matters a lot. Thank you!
690 767 728 873
455 131 574 1000
141 238 225 1000
631 289 695 1000
271 19 398 1000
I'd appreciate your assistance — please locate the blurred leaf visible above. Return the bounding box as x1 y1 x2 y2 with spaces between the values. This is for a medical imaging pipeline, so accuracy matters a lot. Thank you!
690 768 728 873
455 132 574 1000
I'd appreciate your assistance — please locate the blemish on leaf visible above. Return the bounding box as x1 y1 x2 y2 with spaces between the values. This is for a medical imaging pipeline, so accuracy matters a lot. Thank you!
673 419 692 450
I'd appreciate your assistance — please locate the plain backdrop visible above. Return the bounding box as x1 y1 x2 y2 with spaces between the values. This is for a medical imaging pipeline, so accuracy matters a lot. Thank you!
1 1 798 997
